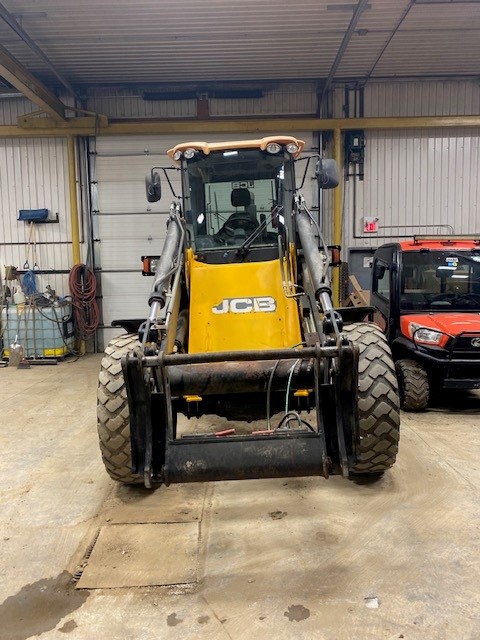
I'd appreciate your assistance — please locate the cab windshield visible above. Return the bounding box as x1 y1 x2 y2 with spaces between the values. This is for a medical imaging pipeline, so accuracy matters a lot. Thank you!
400 249 480 311
183 149 285 251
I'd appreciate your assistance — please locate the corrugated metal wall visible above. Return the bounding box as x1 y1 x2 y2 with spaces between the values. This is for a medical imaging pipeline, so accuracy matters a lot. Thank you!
209 84 317 117
333 80 480 118
0 136 75 297
86 83 317 119
87 89 196 119
344 128 480 250
330 82 480 251
0 97 40 125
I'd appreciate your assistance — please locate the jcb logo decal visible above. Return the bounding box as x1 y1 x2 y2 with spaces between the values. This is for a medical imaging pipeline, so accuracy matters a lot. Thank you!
212 296 276 314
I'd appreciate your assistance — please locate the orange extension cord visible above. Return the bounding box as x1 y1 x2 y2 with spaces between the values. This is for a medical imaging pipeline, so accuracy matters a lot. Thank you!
68 264 99 340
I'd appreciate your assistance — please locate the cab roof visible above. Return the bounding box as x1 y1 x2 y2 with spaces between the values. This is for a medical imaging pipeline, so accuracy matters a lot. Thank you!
400 236 480 251
167 135 305 162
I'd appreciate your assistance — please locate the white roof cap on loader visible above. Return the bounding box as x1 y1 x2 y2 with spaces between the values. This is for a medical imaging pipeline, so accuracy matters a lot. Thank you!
168 136 305 162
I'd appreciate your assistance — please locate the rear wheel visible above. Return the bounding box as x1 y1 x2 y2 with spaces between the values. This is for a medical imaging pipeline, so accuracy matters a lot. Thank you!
97 334 143 484
396 358 429 411
342 322 400 475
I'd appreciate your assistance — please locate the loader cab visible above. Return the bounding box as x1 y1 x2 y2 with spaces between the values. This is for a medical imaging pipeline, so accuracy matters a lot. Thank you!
177 143 296 264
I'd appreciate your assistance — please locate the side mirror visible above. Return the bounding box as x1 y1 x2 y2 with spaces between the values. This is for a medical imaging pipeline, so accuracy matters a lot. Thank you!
373 262 386 280
145 170 161 202
316 158 339 190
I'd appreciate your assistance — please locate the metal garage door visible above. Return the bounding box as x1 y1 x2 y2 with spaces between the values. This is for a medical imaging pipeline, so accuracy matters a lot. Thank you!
92 131 317 349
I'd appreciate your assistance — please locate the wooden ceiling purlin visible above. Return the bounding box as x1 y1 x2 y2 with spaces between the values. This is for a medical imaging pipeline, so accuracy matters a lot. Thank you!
0 44 66 121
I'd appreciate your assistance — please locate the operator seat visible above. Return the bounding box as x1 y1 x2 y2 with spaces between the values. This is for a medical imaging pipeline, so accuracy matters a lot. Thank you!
229 189 258 224
216 188 259 241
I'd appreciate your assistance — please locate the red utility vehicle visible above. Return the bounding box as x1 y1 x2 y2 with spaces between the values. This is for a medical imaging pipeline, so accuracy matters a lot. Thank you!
371 236 480 410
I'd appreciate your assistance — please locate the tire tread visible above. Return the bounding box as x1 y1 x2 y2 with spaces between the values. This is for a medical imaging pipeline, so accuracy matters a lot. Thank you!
342 322 400 474
96 334 143 484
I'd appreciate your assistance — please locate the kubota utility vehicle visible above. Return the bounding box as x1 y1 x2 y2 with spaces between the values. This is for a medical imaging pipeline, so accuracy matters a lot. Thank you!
97 136 400 488
371 237 480 410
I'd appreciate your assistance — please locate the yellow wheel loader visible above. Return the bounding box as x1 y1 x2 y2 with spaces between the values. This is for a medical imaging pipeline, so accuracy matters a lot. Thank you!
97 136 400 487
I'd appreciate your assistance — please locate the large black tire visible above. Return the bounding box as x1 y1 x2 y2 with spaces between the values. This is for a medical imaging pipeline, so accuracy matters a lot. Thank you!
97 334 143 484
396 358 429 411
342 322 400 474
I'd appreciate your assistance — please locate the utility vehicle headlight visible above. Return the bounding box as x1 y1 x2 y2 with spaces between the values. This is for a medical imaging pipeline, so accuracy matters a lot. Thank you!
286 142 299 154
266 142 282 154
410 323 444 345
172 150 182 161
183 148 196 159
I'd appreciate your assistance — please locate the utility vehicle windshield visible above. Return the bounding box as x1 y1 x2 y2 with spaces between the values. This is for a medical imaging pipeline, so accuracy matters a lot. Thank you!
400 250 480 311
183 149 286 251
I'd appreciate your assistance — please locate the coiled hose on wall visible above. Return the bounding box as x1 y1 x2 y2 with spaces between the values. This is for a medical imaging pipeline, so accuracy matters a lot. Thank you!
69 264 99 340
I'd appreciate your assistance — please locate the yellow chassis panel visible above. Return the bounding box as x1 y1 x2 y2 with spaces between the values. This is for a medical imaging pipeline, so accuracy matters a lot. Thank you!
188 258 302 353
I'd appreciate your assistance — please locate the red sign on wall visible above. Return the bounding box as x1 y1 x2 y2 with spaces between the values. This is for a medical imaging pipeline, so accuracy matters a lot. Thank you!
363 216 379 233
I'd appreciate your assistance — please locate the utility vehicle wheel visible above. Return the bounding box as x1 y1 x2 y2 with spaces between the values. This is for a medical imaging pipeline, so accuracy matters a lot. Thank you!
342 322 400 475
97 334 143 484
395 358 429 411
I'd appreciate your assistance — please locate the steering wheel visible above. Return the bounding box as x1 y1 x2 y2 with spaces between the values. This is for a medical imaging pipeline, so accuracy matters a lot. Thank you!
223 215 258 235
430 293 456 303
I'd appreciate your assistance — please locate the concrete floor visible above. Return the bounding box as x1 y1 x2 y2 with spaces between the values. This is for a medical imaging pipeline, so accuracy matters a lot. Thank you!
1 355 479 640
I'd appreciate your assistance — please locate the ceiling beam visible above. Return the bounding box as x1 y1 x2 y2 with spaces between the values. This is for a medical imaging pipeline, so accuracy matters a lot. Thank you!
1 114 479 137
0 1 80 103
320 0 371 111
0 44 66 120
365 0 415 81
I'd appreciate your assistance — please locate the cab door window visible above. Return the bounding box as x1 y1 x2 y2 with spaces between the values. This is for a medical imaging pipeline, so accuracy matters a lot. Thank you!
373 260 390 300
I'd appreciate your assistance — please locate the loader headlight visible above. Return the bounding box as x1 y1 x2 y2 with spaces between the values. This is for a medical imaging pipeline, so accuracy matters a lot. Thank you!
183 148 196 159
172 150 182 161
266 142 282 154
286 142 299 154
409 322 444 345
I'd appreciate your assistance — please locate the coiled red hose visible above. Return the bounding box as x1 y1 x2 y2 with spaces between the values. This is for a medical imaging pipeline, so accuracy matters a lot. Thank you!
69 264 99 339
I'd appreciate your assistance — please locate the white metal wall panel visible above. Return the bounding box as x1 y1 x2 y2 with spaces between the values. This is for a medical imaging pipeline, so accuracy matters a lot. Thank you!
94 132 316 347
86 85 316 119
364 81 480 117
0 136 74 296
332 80 480 118
87 90 196 119
0 97 40 125
210 84 317 117
344 128 480 249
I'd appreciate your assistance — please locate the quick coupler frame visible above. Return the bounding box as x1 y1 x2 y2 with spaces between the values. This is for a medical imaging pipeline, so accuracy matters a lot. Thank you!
122 340 359 488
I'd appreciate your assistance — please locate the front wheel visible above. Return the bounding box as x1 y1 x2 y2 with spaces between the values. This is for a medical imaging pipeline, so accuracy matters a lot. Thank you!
342 322 401 475
97 334 143 485
396 358 429 411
